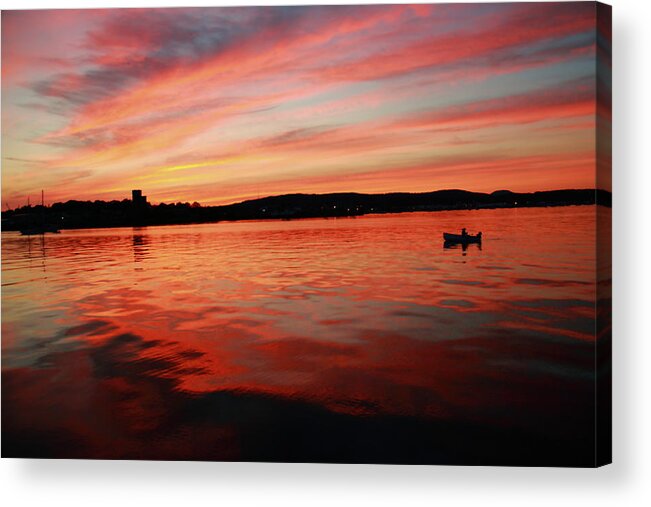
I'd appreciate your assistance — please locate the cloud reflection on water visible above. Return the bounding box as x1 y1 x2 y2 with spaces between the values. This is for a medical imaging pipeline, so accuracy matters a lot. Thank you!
2 207 604 464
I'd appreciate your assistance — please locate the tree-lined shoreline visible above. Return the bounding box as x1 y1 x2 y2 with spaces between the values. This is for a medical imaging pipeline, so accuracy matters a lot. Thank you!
1 188 611 232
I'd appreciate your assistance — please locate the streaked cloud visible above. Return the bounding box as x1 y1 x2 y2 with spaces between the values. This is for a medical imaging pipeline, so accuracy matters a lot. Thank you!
2 3 605 206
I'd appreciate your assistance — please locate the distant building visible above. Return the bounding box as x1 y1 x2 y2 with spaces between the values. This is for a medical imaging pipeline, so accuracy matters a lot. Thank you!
132 189 147 206
131 190 148 226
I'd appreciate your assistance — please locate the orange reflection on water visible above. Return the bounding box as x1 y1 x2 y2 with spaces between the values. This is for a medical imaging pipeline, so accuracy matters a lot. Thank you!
2 206 603 463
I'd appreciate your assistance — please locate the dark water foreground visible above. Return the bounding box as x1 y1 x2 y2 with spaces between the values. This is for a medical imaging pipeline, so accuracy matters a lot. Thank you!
2 207 608 465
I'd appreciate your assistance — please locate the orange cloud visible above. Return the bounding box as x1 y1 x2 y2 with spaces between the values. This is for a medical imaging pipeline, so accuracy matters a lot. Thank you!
2 3 604 206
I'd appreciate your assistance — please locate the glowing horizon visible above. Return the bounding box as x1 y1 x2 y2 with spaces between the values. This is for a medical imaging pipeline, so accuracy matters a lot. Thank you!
2 3 611 207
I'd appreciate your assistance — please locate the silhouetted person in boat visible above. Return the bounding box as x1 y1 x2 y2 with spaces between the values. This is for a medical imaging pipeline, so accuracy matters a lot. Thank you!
477 231 482 240
461 228 467 237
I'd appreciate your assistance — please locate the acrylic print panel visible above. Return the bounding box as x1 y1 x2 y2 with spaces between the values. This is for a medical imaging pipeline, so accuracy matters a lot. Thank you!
1 2 611 466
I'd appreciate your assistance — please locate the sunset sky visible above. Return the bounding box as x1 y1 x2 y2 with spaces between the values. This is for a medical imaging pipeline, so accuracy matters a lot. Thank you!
2 2 610 206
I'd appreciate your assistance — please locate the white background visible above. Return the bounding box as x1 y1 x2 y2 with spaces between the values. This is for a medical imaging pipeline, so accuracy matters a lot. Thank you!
1 0 649 505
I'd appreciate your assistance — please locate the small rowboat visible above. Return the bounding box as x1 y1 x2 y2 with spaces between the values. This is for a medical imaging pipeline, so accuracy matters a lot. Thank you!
443 232 482 244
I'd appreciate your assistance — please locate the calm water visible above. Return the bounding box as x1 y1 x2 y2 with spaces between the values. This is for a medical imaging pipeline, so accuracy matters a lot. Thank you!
2 206 603 464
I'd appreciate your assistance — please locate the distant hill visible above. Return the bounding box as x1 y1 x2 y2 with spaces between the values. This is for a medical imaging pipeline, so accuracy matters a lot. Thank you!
1 188 611 231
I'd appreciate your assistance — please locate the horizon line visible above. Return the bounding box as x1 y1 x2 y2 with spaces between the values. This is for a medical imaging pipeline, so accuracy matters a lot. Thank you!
3 187 609 211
